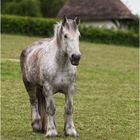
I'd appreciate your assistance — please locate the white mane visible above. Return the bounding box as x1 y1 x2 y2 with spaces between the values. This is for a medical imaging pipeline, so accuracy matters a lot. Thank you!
54 22 62 38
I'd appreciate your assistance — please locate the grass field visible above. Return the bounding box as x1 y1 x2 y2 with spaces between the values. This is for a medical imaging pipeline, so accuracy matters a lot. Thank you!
1 34 139 140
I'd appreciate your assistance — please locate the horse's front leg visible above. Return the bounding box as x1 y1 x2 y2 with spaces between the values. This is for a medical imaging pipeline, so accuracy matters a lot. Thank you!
43 82 58 137
64 84 78 137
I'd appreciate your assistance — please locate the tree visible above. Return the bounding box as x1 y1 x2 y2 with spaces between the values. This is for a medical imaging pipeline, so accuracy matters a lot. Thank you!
2 0 41 17
40 0 66 17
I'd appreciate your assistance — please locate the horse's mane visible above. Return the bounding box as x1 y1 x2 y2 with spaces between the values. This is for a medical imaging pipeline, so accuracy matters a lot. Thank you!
54 22 62 38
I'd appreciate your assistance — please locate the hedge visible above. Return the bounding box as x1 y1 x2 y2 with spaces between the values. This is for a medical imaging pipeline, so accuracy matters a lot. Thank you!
1 15 139 47
80 27 139 47
1 15 57 36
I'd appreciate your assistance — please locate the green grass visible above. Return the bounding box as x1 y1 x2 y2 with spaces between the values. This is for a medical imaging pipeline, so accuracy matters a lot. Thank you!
1 34 139 140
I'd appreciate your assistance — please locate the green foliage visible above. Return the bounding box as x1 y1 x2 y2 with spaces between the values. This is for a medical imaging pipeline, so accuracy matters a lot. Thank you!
80 26 139 47
40 0 66 17
2 0 41 17
1 15 139 47
127 16 139 33
1 15 57 36
2 0 66 17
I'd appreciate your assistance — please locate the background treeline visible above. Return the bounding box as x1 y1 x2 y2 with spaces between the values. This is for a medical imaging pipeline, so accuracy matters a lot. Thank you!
2 15 139 47
127 16 139 33
2 0 139 32
2 0 139 33
1 0 67 17
1 0 139 47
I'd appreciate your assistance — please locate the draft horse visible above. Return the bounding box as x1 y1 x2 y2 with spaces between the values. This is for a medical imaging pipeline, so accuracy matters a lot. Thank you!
20 16 81 137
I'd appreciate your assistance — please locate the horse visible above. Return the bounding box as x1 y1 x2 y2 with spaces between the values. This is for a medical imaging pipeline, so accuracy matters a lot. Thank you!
20 16 81 138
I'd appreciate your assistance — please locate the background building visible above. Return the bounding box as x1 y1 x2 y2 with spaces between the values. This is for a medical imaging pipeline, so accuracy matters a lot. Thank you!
57 0 134 29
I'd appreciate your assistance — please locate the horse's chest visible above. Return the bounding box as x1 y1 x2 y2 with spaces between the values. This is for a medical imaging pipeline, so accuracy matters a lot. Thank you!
53 71 74 88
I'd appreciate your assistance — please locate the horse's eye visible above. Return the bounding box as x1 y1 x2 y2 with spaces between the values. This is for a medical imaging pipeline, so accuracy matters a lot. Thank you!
64 34 67 39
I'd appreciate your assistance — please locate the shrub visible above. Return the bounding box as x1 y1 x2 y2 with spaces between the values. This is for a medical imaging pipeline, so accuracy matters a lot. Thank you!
1 15 57 36
80 27 139 47
1 15 139 47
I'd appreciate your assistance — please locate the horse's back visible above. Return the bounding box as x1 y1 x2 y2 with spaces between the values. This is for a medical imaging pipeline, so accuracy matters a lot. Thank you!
20 38 52 82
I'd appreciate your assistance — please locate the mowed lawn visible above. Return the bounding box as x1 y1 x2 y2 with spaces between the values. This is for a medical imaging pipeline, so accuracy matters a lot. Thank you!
1 34 139 140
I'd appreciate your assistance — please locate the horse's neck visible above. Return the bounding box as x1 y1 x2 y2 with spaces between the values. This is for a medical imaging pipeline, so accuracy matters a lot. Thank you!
54 39 70 70
56 50 69 69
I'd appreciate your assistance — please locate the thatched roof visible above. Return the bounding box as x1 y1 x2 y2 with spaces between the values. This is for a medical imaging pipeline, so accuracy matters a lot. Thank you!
57 0 134 21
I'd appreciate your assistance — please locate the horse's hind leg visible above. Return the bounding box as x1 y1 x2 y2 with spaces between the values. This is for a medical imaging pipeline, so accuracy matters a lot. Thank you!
23 79 42 132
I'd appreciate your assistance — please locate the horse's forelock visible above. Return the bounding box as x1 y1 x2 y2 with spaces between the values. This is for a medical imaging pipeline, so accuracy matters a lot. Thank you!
54 19 79 47
54 19 78 37
66 19 78 31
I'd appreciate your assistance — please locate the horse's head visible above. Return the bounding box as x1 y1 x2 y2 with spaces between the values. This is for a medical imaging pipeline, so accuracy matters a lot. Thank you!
61 16 81 66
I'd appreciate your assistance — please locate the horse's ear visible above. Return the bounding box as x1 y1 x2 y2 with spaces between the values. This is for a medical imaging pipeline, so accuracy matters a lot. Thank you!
62 15 67 26
74 16 80 26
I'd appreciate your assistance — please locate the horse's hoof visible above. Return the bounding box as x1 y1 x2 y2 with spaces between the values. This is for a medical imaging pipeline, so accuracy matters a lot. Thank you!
32 119 42 133
64 128 78 137
45 129 58 137
32 124 41 133
33 128 45 133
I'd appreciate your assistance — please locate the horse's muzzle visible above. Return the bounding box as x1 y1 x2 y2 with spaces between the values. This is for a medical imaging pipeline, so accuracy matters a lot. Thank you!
70 54 81 66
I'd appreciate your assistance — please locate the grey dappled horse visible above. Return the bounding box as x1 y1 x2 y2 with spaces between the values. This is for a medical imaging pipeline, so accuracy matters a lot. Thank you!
20 16 81 137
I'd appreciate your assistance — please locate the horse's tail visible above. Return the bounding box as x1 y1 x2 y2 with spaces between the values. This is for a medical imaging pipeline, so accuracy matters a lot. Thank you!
37 87 47 133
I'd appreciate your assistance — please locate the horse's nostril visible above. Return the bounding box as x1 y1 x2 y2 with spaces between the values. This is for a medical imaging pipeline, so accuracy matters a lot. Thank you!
72 54 75 59
71 54 81 61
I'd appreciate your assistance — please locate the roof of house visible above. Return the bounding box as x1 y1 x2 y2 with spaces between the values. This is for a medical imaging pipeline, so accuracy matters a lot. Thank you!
57 0 134 21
